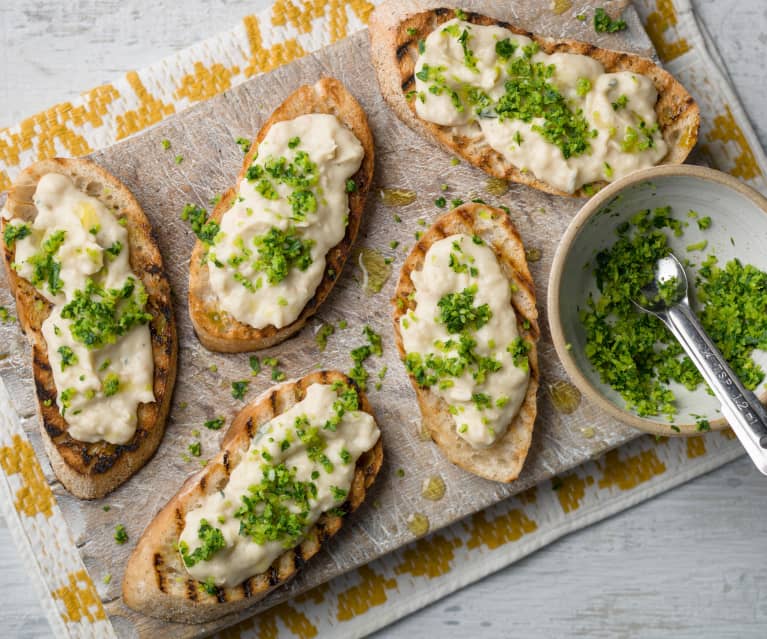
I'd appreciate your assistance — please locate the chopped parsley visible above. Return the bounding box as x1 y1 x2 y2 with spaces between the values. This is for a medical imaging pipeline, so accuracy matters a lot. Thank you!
25 230 66 295
594 8 627 33
105 241 123 258
246 151 319 222
330 486 348 501
57 346 78 371
249 355 261 375
188 441 202 457
61 277 152 349
234 462 314 547
3 222 30 247
204 417 225 431
199 577 218 595
231 380 249 400
178 519 226 567
315 322 335 352
102 373 120 397
349 326 383 390
507 337 531 372
576 77 592 97
494 50 595 159
612 94 629 111
345 179 357 193
114 524 128 545
620 121 658 152
495 38 516 59
252 227 314 285
437 286 491 333
181 204 220 245
236 137 252 153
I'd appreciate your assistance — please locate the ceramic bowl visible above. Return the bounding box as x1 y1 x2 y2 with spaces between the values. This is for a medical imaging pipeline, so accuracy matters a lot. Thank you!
548 164 767 436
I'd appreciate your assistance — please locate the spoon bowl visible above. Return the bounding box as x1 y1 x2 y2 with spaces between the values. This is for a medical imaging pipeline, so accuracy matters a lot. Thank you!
634 253 688 313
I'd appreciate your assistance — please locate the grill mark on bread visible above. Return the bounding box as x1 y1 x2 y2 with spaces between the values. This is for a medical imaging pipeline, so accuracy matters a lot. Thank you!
33 352 51 373
293 545 305 570
315 520 328 544
174 507 185 536
267 566 279 586
245 416 255 438
241 578 253 599
154 554 167 593
186 579 199 602
223 451 230 475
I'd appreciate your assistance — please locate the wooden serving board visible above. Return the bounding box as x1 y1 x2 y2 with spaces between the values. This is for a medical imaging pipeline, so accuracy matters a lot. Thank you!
0 1 661 636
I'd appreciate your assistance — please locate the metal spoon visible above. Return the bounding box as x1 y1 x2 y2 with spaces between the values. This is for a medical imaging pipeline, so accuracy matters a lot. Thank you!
634 252 767 474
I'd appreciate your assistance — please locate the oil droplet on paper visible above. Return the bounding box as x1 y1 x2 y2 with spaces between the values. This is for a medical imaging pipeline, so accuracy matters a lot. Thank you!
356 248 391 294
525 247 542 262
485 177 509 197
421 475 446 501
379 188 416 206
407 512 430 536
551 0 573 15
548 379 582 414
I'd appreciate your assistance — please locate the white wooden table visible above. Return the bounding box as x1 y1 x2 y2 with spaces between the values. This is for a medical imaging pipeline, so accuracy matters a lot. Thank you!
1 1 766 636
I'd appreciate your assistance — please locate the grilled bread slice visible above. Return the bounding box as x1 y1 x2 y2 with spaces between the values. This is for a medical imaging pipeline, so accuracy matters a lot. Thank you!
1 158 177 499
122 370 383 624
369 2 700 197
392 204 538 482
189 78 375 352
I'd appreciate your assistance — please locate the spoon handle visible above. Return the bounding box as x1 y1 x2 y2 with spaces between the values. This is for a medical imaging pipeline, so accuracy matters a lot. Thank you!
663 302 767 474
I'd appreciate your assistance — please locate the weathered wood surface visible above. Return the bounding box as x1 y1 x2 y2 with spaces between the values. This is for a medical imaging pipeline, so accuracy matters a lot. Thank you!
0 0 765 637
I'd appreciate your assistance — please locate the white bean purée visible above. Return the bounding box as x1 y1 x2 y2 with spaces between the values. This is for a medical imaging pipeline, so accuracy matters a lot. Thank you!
400 233 530 448
208 114 364 329
413 17 667 193
6 173 154 444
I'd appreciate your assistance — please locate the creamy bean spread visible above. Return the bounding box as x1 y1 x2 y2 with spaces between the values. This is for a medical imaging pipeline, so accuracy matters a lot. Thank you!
413 17 667 193
400 233 530 448
6 173 154 444
207 114 364 329
178 382 379 589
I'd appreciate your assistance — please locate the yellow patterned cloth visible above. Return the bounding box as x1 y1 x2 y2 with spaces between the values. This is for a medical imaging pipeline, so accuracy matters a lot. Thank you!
0 1 764 638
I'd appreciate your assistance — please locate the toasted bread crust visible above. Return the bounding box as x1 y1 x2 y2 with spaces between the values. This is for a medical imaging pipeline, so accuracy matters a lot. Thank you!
392 204 539 482
189 78 375 352
1 158 177 499
122 370 383 624
369 3 700 197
